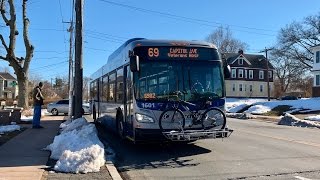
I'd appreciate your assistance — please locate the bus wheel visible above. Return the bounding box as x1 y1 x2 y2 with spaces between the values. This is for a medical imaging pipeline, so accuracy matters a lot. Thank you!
117 112 124 139
92 105 96 120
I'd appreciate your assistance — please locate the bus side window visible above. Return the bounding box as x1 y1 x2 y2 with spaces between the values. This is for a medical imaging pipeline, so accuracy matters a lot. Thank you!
102 75 108 102
117 68 124 103
127 66 132 102
108 72 116 102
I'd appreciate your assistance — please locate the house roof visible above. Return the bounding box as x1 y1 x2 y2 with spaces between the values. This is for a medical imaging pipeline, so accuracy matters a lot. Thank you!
0 72 16 80
223 52 275 69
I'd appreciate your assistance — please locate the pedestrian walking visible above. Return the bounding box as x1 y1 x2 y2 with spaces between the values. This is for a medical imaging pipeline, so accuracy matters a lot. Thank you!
32 82 44 128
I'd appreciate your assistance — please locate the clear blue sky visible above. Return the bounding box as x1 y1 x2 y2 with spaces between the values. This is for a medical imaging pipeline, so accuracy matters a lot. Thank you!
0 0 319 81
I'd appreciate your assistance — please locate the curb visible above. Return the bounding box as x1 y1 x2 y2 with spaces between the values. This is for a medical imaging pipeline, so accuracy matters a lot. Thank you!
105 160 123 180
100 136 123 180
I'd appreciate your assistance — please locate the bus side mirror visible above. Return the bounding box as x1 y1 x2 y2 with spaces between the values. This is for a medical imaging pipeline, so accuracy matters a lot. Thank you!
224 65 231 78
130 55 140 72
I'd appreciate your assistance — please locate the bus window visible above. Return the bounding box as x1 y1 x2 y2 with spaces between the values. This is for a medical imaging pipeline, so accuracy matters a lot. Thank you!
108 72 116 102
126 66 132 102
102 75 108 102
117 68 124 103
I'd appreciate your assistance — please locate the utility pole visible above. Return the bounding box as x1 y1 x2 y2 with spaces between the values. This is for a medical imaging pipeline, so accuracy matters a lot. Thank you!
63 21 74 119
74 0 83 119
64 0 75 119
259 47 273 101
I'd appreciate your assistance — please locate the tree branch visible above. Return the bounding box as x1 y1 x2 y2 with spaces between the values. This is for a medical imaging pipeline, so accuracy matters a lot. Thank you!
0 34 8 51
0 0 10 25
0 55 7 60
22 0 33 71
7 0 16 57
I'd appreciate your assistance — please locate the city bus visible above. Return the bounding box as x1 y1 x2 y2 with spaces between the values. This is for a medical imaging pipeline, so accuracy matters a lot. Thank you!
90 38 233 143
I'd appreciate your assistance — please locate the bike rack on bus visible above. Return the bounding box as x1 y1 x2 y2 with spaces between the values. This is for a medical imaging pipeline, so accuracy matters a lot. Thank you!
162 128 233 141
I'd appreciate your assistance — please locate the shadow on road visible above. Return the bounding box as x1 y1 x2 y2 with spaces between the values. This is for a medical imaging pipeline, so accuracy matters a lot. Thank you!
95 122 212 173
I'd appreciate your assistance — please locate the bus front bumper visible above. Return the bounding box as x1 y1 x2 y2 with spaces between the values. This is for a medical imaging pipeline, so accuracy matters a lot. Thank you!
134 128 233 142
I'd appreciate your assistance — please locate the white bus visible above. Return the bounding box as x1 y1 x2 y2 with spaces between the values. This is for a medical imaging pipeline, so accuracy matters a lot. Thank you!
90 38 232 143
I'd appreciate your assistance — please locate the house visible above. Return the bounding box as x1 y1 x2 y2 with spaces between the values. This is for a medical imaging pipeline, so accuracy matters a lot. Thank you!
223 50 274 98
310 45 320 97
0 72 18 99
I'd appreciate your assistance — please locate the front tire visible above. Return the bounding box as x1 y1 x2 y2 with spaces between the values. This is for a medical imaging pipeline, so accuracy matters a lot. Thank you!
51 108 59 116
116 111 124 139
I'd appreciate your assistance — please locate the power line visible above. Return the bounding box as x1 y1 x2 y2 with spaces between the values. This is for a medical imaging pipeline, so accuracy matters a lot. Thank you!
97 0 277 36
30 60 69 71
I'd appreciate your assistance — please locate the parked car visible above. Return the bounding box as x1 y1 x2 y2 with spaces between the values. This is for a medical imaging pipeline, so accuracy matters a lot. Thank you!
280 96 298 100
47 99 91 116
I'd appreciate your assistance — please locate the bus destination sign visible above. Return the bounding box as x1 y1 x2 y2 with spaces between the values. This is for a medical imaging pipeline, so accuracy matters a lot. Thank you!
134 46 219 61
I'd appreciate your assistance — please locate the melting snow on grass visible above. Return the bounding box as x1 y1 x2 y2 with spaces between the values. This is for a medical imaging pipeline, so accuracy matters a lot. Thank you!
0 125 20 134
226 98 268 113
304 115 320 121
227 98 320 115
45 117 105 174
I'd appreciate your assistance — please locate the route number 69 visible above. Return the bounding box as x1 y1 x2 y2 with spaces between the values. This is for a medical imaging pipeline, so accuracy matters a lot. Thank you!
148 48 159 57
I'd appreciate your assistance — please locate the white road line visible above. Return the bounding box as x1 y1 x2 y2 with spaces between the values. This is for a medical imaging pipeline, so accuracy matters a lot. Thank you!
294 176 313 180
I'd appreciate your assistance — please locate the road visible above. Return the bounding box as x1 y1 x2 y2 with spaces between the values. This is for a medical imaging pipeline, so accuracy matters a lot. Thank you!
98 118 320 180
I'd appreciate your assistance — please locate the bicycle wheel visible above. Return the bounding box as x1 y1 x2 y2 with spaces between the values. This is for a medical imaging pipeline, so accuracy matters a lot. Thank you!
159 109 185 132
202 107 226 130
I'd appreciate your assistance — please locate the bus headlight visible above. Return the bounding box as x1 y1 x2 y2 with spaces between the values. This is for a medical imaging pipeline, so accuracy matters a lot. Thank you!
135 113 154 123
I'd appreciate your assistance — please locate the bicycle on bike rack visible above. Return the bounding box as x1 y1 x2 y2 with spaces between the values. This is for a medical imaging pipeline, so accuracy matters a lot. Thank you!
158 91 232 141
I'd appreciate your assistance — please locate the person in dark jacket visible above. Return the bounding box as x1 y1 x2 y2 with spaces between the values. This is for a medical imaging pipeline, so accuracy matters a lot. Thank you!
32 82 44 128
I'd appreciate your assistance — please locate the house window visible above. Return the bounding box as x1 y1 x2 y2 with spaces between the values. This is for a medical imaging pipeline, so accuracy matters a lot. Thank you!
259 70 264 79
231 69 236 78
238 69 243 78
260 84 263 92
250 85 253 92
238 58 243 65
4 80 7 88
268 71 272 79
232 84 236 91
245 70 248 78
249 70 253 79
316 75 320 86
244 84 247 91
316 51 320 63
239 84 243 91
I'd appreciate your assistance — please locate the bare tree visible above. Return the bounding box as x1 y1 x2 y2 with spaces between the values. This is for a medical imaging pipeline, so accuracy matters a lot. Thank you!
206 26 248 53
82 76 90 102
270 48 305 96
277 12 320 69
0 0 34 108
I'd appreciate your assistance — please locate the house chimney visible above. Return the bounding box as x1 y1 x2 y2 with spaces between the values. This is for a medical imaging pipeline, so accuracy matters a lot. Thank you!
238 49 244 55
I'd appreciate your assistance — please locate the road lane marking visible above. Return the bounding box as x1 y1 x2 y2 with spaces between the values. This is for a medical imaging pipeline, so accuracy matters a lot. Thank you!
294 176 313 180
238 130 320 148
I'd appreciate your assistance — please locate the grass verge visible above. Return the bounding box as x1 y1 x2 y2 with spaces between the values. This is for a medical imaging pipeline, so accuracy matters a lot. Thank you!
263 105 292 116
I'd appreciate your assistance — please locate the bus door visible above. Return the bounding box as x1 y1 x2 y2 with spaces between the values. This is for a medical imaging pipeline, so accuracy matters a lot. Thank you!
124 65 134 137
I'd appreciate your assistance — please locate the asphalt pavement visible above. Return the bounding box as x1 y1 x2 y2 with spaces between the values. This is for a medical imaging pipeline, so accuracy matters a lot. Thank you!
99 117 320 180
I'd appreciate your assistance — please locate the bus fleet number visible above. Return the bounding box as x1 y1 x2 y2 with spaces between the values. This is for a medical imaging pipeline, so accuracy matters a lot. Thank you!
141 103 155 109
148 48 159 57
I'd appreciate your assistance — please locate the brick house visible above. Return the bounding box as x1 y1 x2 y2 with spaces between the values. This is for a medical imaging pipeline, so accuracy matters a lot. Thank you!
310 45 320 97
223 50 274 98
0 72 18 99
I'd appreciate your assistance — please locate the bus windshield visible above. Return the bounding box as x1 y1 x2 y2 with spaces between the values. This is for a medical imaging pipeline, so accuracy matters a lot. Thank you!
134 61 224 102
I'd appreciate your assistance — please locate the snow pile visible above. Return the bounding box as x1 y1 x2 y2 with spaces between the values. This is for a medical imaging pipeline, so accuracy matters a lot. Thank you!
0 125 20 134
45 118 105 173
245 104 272 114
278 113 320 129
244 98 320 115
59 117 88 133
226 98 268 113
304 115 320 122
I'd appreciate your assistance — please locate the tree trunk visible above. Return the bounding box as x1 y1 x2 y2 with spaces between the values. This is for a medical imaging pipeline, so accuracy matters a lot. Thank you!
16 73 29 109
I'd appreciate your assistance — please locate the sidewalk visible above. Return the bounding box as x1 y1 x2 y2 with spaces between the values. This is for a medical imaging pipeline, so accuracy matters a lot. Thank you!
0 116 63 180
